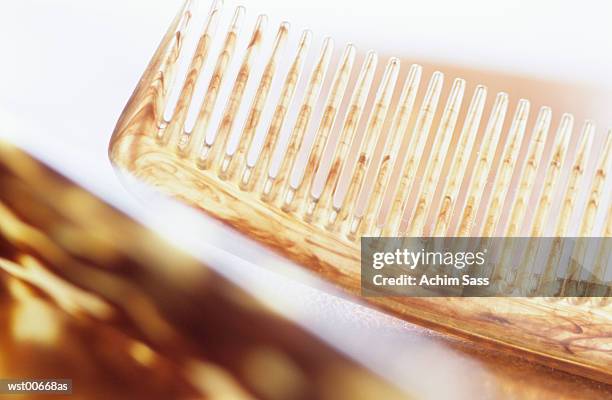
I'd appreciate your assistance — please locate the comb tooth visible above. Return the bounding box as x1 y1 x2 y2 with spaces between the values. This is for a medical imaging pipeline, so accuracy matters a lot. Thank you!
562 129 611 295
244 30 312 192
282 44 357 213
106 0 190 154
261 37 334 203
181 6 245 158
402 78 466 236
358 64 423 236
337 58 401 238
152 1 194 137
576 129 611 236
381 71 444 236
604 203 612 235
479 99 530 237
431 85 487 237
506 106 552 236
491 106 551 286
529 113 573 236
456 92 508 236
313 52 378 224
221 22 291 182
514 114 573 290
554 121 595 236
199 14 268 170
586 203 612 296
160 0 222 147
592 133 612 295
538 120 595 292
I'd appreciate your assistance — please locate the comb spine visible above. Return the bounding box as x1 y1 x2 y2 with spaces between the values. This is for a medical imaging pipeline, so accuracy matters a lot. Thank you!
283 44 357 213
538 120 595 292
262 38 334 203
514 114 573 291
431 85 487 237
337 58 401 238
182 6 245 158
358 64 423 236
223 22 291 182
403 78 466 236
381 72 444 236
313 52 378 225
479 99 530 237
562 130 611 295
244 30 312 192
163 0 222 147
455 92 508 236
199 14 268 170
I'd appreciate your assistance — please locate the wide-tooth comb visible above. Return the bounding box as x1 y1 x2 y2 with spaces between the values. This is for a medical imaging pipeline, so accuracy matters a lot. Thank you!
109 0 612 383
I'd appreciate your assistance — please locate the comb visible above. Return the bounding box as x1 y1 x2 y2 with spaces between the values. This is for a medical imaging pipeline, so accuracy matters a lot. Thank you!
0 140 411 400
109 0 612 383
